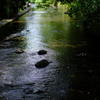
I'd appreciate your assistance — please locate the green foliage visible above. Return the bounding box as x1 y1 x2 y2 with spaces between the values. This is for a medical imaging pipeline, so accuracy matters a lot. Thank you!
80 0 100 33
67 0 100 34
0 0 26 19
46 0 53 4
35 0 52 8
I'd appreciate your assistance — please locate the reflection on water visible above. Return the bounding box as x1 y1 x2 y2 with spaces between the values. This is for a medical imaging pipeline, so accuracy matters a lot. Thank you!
0 7 100 100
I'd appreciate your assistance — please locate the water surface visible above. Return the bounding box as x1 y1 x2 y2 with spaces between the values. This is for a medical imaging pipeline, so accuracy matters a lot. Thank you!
0 7 100 100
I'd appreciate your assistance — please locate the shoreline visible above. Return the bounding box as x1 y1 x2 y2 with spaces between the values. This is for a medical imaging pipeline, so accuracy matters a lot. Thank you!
0 7 31 29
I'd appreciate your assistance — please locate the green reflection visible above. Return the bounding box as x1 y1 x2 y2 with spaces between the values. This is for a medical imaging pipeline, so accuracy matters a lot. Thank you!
0 7 99 100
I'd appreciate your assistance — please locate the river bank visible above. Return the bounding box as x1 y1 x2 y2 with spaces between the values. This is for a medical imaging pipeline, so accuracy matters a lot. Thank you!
0 7 31 29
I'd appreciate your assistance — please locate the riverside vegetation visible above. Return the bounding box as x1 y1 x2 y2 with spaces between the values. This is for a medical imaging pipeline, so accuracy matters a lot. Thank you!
1 0 99 35
0 0 26 19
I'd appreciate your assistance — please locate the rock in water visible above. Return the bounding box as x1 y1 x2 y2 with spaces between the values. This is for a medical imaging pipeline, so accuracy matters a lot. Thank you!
15 49 24 54
37 50 47 55
26 30 30 32
34 90 45 94
35 59 49 68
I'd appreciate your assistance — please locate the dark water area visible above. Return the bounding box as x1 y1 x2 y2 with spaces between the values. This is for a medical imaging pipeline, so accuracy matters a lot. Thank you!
0 6 100 100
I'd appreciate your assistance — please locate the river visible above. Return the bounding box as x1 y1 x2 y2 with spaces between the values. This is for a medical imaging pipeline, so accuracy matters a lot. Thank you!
0 6 100 100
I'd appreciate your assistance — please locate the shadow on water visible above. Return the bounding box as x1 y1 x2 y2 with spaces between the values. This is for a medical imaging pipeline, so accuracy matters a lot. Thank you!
0 16 27 40
0 7 100 100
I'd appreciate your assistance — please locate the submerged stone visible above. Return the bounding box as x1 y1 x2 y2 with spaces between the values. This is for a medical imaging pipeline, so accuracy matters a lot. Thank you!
35 59 49 68
26 90 34 94
37 50 47 55
15 49 24 54
34 90 45 94
26 30 30 32
25 89 45 94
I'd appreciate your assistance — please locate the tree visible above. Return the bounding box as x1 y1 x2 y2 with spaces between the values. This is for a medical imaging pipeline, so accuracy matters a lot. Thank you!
66 0 100 34
0 0 26 19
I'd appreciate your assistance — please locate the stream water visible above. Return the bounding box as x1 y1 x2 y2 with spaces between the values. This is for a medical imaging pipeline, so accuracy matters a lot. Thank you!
0 6 100 100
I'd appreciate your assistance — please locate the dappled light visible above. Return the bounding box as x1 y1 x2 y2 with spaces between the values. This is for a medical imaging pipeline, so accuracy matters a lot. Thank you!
0 0 100 100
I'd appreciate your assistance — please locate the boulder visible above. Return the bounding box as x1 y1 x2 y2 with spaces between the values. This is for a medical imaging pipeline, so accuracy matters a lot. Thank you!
35 59 49 68
37 50 47 55
15 49 24 54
